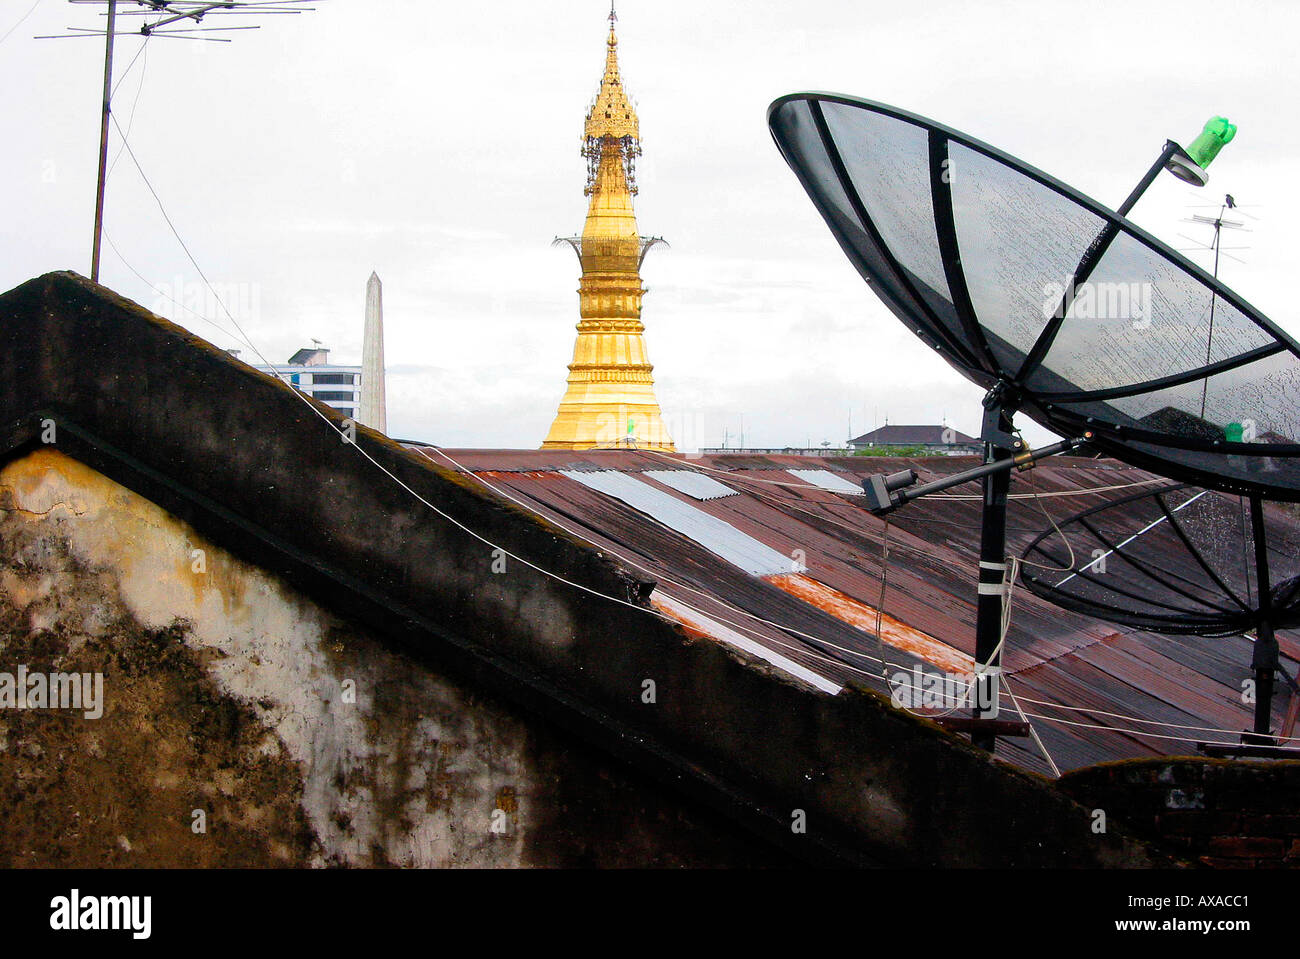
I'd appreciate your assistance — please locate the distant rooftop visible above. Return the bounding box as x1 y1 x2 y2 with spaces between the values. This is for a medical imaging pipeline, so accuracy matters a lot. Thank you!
849 424 979 447
287 346 331 367
698 446 846 458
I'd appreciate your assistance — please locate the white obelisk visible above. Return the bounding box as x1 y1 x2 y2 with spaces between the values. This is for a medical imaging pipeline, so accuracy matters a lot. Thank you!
359 271 387 434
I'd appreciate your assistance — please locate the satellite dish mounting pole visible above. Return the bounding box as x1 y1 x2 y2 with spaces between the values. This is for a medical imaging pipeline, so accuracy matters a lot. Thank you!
1248 496 1279 742
972 383 1020 751
860 408 1088 754
90 0 118 283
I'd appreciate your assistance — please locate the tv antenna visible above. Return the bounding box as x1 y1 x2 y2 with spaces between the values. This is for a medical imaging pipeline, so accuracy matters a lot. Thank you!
1175 193 1255 269
36 1 321 283
1175 195 1257 421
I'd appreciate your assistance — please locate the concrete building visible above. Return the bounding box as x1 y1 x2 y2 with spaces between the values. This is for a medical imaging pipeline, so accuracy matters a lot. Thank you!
255 345 362 421
252 273 388 431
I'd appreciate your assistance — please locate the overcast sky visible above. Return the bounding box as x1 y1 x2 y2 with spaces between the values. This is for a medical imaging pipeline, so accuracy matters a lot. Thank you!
4 0 1298 450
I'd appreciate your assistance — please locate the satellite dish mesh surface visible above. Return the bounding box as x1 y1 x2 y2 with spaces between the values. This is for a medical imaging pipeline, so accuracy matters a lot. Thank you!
768 94 1300 500
1021 484 1300 637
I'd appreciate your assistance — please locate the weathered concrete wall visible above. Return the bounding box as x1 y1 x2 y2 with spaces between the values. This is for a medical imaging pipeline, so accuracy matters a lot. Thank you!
0 272 1174 867
1060 758 1300 869
0 449 781 867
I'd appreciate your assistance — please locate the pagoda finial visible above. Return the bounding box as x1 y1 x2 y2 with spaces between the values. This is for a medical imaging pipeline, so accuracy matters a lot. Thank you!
583 1 640 193
585 8 636 140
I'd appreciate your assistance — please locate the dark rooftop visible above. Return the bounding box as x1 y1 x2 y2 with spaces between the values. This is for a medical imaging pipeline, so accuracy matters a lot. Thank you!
849 424 979 446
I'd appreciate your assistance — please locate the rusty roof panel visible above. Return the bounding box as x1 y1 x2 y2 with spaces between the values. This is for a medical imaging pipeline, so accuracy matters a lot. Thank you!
409 446 1300 775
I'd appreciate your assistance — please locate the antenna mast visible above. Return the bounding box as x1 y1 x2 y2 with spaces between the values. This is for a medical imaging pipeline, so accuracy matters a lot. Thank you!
38 0 321 283
91 0 117 282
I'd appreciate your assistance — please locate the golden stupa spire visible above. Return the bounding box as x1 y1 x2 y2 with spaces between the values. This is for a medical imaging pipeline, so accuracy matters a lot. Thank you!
584 5 638 148
542 6 675 451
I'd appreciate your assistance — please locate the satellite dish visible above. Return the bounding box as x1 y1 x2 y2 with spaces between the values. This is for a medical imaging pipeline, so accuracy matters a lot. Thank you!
1020 483 1298 746
1021 484 1300 637
769 93 1300 752
767 94 1300 502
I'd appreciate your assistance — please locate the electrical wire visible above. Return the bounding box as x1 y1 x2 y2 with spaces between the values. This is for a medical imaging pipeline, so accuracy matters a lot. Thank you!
1013 448 1078 573
653 432 1077 766
109 111 241 337
0 0 41 47
355 441 1300 753
632 445 1165 501
108 34 149 99
431 451 1300 752
1005 694 1300 742
100 123 672 622
107 37 150 178
1015 707 1300 751
929 479 1167 502
110 160 907 695
421 446 911 681
873 516 891 681
102 229 249 347
1002 672 1061 776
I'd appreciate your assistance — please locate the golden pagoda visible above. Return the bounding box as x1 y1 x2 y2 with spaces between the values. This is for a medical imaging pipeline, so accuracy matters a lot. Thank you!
541 6 675 451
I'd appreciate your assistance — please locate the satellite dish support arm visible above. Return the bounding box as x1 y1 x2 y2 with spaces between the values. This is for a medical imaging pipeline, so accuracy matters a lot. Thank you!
980 380 1022 450
1247 496 1280 743
860 386 1090 515
1118 140 1190 218
859 381 1089 754
861 435 1085 515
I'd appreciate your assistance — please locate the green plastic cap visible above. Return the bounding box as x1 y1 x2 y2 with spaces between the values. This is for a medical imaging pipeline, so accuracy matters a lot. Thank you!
1186 116 1236 170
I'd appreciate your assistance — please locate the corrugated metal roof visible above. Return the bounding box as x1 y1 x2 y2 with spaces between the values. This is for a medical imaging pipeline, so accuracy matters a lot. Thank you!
406 446 1300 777
560 470 795 577
642 469 739 500
768 572 973 673
786 468 865 495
